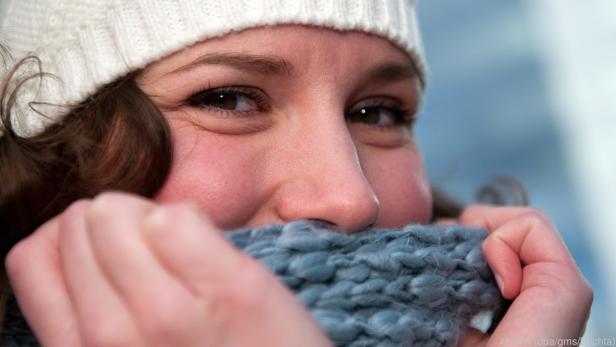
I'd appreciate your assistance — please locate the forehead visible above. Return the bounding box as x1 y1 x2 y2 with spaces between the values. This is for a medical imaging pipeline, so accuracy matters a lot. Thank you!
141 25 414 79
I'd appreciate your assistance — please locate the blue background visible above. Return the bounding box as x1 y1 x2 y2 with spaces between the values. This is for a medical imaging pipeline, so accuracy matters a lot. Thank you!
416 0 613 339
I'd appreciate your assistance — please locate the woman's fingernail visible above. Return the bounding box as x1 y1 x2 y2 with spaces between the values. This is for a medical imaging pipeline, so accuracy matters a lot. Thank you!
495 273 505 294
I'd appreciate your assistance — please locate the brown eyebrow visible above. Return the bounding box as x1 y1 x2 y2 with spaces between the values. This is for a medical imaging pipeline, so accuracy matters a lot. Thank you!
362 62 422 87
170 53 295 77
167 53 422 89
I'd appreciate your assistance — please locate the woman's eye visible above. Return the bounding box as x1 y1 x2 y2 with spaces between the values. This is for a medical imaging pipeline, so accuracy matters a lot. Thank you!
187 87 268 115
346 103 414 128
346 99 416 146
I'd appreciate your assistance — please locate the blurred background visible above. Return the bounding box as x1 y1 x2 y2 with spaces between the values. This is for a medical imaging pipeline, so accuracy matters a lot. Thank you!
416 0 616 341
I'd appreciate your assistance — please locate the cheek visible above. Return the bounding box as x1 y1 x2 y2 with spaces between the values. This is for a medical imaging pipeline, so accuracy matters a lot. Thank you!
360 146 432 226
154 125 264 229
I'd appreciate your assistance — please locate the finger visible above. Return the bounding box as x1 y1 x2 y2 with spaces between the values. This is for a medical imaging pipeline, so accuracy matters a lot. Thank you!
142 204 335 347
476 209 592 342
479 210 573 299
140 203 250 296
5 218 82 347
84 192 202 346
463 206 572 263
459 329 487 347
488 265 592 343
482 233 520 299
434 218 458 226
459 205 552 231
59 200 145 347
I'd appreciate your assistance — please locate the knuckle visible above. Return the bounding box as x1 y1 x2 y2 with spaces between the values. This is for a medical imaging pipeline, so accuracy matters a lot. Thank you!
89 192 141 214
63 199 92 217
521 209 550 225
163 202 210 225
459 204 494 225
160 203 197 222
4 238 33 279
88 192 122 219
93 191 126 204
459 204 482 218
57 199 92 229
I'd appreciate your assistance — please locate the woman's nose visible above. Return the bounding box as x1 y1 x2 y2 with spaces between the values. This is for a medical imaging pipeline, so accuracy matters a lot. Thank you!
271 115 380 233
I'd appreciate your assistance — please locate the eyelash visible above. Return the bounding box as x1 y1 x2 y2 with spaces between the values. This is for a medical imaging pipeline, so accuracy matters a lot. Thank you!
186 86 415 127
346 99 416 128
187 86 270 116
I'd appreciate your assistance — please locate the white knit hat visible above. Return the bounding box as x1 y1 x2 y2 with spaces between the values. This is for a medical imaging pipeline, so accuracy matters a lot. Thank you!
0 0 425 137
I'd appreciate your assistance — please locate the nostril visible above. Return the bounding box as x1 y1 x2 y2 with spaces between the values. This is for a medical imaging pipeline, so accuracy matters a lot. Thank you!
305 218 377 234
306 218 339 230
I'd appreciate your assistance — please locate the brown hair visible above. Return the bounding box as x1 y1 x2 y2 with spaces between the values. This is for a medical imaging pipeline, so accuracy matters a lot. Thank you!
0 54 174 325
0 59 173 256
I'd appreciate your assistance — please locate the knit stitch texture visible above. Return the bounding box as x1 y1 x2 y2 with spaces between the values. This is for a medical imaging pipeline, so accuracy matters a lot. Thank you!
0 221 506 347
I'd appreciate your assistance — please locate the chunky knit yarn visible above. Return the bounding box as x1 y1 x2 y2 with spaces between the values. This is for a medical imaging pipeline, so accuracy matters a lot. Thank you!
228 221 505 346
1 221 505 347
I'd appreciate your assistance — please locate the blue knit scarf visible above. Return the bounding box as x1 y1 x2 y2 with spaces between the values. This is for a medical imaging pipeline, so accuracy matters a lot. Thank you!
1 221 506 347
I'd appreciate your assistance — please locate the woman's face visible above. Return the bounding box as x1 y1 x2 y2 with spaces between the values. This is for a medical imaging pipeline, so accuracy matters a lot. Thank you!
137 25 431 232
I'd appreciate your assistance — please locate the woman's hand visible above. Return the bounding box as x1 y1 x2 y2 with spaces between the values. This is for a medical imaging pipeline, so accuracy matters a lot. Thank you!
458 205 593 347
5 192 333 347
